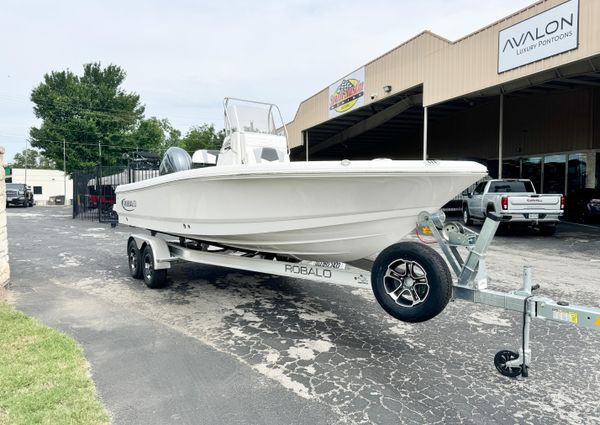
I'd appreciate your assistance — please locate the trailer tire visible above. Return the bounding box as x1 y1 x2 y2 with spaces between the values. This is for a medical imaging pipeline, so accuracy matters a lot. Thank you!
371 242 452 323
142 245 167 289
127 239 143 279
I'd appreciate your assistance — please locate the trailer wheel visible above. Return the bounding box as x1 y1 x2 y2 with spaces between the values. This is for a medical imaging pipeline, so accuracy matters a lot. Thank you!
127 239 143 279
494 350 522 377
371 242 452 323
142 245 167 289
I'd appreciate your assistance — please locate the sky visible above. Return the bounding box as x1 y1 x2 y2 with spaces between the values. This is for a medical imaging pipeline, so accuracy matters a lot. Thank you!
0 0 536 162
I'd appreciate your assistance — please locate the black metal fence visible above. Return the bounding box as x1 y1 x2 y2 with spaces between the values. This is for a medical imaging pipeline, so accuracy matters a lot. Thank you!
72 152 160 224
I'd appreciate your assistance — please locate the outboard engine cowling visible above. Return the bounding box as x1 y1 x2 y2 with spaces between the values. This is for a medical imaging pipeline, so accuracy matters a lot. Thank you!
159 147 193 175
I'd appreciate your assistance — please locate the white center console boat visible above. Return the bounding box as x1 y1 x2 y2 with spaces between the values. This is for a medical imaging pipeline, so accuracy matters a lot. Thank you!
115 98 487 262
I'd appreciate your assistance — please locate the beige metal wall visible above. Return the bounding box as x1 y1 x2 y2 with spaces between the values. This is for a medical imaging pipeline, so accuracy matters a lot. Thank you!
287 0 600 149
424 0 600 105
365 32 449 105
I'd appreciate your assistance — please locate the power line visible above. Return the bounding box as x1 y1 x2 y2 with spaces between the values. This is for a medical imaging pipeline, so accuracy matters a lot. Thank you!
0 94 214 123
0 120 223 144
0 97 141 121
13 137 198 155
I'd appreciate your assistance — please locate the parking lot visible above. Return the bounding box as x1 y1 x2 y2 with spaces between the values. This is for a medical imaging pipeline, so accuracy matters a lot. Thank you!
7 207 600 425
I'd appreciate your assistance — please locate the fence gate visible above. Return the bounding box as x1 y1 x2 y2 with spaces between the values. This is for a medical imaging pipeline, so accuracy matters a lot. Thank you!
72 153 160 224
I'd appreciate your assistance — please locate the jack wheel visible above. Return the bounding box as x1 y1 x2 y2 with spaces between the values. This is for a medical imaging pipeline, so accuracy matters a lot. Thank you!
494 350 522 377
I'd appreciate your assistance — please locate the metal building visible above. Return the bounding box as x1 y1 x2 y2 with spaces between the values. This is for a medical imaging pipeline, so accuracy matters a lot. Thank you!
287 0 599 195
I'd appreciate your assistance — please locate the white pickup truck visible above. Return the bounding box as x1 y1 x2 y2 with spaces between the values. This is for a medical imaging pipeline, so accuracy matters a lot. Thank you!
462 179 563 235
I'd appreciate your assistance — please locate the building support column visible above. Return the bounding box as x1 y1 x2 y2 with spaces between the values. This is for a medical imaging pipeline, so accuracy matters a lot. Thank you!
305 131 309 161
423 106 428 161
498 93 504 179
586 151 596 189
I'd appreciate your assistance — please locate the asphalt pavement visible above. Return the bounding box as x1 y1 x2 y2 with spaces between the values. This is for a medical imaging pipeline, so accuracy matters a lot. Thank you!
6 206 600 424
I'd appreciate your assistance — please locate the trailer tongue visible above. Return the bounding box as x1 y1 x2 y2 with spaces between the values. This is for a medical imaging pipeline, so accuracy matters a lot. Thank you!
126 211 599 378
417 211 599 377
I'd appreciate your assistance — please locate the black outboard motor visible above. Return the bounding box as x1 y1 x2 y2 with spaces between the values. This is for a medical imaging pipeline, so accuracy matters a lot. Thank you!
159 147 193 175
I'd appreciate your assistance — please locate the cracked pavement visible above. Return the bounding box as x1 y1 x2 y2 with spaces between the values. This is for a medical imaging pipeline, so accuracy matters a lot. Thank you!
7 207 600 424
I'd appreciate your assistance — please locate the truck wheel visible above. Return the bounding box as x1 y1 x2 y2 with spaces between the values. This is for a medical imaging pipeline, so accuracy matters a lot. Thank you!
538 224 556 236
142 245 167 289
127 239 143 279
371 242 452 323
462 206 473 226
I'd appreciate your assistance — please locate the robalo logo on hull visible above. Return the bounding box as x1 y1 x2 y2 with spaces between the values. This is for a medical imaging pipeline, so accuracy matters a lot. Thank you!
121 199 137 211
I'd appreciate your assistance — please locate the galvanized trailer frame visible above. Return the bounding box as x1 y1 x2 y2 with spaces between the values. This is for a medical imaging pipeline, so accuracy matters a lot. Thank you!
128 211 600 377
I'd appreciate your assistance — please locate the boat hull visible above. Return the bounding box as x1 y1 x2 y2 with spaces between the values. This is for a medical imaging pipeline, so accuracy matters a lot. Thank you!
115 160 487 261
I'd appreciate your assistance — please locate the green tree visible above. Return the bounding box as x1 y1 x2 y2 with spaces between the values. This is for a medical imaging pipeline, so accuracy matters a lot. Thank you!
129 117 182 157
10 148 56 169
29 63 145 172
180 124 224 153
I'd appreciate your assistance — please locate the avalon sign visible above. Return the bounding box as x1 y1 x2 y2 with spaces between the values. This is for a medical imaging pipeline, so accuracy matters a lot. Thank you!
328 67 365 118
498 0 579 73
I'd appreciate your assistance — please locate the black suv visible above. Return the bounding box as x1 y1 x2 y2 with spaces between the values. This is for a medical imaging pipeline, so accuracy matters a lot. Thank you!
6 183 34 207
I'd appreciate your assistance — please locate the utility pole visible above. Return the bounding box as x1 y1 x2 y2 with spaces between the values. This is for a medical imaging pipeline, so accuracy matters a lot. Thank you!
24 139 28 186
63 138 66 198
97 139 102 211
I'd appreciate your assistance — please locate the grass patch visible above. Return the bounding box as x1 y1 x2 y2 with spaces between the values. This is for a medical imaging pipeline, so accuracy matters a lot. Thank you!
0 303 109 425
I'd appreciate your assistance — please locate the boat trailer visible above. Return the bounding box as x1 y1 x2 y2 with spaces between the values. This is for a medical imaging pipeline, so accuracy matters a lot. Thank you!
126 211 600 378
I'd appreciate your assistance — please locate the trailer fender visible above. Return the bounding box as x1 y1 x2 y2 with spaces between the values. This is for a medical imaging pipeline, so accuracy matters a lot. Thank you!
128 234 172 270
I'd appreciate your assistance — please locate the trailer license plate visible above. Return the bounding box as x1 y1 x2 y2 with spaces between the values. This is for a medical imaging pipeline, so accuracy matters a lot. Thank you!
530 213 539 219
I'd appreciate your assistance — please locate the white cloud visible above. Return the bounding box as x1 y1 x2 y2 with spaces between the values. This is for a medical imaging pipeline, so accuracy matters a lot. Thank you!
0 0 535 161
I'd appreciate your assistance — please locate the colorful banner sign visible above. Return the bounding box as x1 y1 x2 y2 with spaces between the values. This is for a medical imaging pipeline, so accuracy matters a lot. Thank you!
328 67 365 118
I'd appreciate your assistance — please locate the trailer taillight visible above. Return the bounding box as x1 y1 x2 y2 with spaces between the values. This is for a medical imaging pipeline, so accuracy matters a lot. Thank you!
560 195 565 210
501 196 509 210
